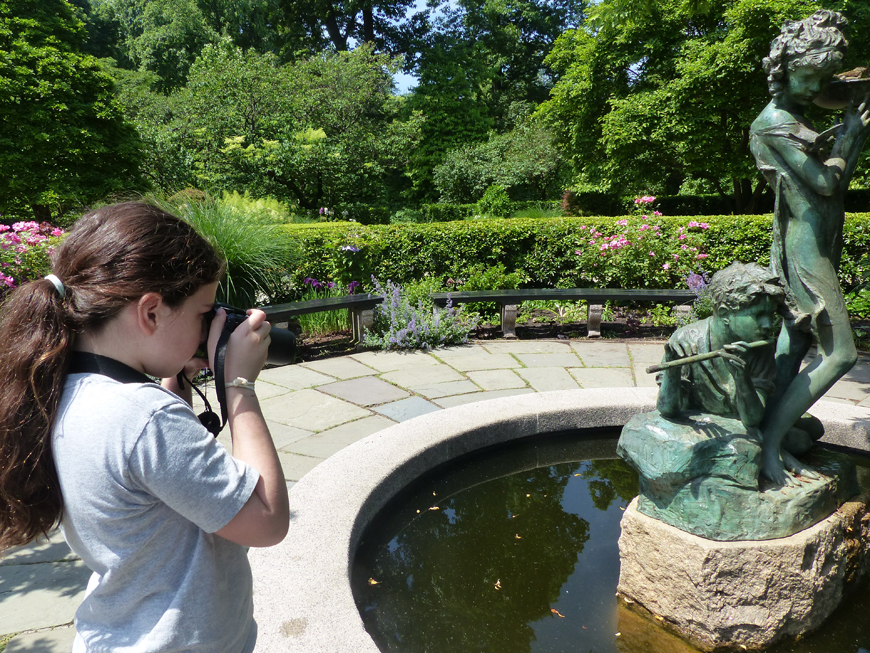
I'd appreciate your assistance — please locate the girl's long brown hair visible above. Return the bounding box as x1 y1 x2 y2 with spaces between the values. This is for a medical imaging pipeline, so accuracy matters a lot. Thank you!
0 202 224 551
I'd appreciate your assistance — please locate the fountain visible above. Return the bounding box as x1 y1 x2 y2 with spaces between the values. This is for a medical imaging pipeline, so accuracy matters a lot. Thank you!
247 389 870 652
248 11 870 651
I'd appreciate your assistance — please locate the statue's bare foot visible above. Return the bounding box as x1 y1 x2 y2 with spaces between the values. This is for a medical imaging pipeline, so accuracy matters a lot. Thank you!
761 446 799 487
782 449 822 480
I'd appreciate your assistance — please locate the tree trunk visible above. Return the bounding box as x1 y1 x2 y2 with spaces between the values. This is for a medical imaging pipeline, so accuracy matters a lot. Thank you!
31 204 51 223
324 10 348 51
746 177 770 215
362 5 375 44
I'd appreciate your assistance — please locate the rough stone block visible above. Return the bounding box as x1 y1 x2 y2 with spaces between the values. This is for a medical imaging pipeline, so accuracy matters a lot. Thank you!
617 495 870 651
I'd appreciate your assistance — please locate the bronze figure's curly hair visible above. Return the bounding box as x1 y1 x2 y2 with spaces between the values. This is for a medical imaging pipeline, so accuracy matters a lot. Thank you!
763 10 848 98
0 202 224 551
709 262 784 315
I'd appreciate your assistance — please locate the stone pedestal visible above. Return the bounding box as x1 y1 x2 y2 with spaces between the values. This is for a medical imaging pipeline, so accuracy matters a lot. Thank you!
617 495 870 651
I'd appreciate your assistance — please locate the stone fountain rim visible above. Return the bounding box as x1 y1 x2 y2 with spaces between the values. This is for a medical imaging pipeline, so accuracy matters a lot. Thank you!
248 388 870 653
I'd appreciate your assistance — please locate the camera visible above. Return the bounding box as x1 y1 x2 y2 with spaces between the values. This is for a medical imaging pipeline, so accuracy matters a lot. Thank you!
198 302 296 366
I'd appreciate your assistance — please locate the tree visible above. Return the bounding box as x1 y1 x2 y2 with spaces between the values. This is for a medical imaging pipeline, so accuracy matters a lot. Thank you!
269 0 428 57
120 42 422 207
0 0 143 221
537 0 870 211
434 114 568 203
404 34 494 202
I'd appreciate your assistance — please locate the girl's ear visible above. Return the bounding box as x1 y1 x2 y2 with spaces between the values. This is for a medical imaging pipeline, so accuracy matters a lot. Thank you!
135 292 168 336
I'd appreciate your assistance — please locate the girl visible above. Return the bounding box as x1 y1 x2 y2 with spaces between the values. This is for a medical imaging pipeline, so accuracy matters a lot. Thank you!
0 202 289 652
750 10 870 486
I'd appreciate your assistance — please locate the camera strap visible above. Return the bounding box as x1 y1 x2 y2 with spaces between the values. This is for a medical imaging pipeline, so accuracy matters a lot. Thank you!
69 351 153 384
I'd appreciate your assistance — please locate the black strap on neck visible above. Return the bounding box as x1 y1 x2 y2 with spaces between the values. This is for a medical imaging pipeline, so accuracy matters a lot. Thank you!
68 351 153 384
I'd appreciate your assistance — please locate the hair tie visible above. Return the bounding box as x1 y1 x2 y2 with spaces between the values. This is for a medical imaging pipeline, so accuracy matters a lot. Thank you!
44 274 66 299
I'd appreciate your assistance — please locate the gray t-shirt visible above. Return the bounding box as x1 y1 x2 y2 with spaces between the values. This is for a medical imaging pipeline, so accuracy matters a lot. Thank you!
52 373 260 653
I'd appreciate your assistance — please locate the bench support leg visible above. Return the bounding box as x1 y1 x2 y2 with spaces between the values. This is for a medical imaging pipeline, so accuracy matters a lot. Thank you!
587 304 602 338
500 304 517 339
351 308 374 345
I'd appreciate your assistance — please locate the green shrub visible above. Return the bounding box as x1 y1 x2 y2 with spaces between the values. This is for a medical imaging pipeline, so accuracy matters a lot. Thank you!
476 185 513 218
283 213 870 300
390 209 424 224
421 203 475 223
220 191 293 223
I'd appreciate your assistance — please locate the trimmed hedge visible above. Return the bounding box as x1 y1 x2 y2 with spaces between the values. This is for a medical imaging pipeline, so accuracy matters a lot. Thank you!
284 214 870 295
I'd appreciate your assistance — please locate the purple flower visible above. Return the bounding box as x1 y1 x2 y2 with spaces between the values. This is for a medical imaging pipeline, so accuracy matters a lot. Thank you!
340 245 360 253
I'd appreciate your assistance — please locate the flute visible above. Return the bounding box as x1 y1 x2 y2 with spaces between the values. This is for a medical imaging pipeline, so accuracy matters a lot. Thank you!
646 339 774 374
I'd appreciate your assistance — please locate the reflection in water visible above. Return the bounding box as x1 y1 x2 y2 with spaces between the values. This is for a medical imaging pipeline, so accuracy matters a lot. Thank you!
352 433 870 653
353 432 638 653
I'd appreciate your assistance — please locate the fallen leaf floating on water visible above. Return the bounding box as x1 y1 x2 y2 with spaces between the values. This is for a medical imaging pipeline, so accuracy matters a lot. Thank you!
494 579 502 590
429 506 439 511
515 534 522 539
433 492 437 496
573 473 582 477
615 632 621 637
526 494 531 497
582 626 587 630
619 506 625 511
368 578 379 585
551 609 565 618
416 510 420 514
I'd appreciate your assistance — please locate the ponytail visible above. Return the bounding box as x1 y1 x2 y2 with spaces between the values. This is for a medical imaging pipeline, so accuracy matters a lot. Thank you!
0 279 72 549
0 202 224 550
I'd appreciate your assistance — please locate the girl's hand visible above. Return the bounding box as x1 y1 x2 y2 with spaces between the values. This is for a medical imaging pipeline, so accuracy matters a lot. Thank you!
207 308 271 383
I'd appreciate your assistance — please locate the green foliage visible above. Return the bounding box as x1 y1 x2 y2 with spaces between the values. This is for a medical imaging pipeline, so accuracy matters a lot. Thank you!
0 0 144 221
220 191 293 223
475 185 513 218
433 120 568 203
293 277 352 336
151 195 300 308
405 35 494 202
537 0 840 210
846 289 870 320
287 213 870 299
453 262 526 321
133 42 422 210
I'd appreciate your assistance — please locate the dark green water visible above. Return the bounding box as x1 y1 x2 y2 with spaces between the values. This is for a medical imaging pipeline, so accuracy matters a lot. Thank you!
352 431 870 653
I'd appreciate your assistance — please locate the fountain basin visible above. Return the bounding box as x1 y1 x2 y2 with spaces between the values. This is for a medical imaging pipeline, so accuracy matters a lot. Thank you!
248 388 870 653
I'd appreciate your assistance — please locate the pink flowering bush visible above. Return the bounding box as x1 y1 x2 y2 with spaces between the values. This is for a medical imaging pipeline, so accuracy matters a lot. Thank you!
572 201 710 288
0 221 65 296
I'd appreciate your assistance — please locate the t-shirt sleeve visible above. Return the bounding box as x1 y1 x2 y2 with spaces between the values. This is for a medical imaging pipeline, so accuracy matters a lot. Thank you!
126 398 260 533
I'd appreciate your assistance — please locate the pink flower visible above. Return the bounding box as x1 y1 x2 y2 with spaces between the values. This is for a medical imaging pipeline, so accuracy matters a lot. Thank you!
696 254 709 259
589 239 595 245
653 211 662 216
12 221 39 232
639 224 650 231
575 249 583 255
673 254 679 260
681 244 688 250
0 225 9 232
641 215 648 220
662 263 670 270
580 225 587 230
51 228 64 236
616 219 628 226
649 251 656 257
678 233 687 240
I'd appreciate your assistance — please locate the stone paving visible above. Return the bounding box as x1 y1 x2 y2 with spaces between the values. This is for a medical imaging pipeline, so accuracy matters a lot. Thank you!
3 339 870 652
